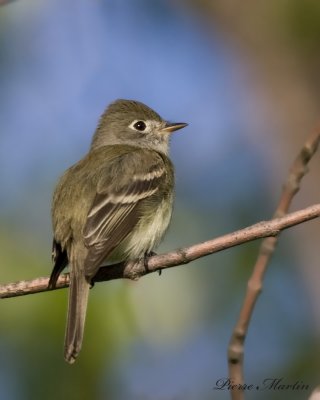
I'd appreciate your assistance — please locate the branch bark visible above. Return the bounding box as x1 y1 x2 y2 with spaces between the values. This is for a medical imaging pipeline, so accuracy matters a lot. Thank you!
227 127 320 400
1 204 319 299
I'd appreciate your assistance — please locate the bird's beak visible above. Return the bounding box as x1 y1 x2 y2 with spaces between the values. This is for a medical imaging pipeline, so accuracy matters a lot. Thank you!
160 122 188 134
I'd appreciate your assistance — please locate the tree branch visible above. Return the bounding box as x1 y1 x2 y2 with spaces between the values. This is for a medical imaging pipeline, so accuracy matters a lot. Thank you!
227 127 320 400
1 204 319 299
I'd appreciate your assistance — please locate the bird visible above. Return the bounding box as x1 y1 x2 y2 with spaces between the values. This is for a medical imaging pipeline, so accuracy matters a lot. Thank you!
48 99 187 363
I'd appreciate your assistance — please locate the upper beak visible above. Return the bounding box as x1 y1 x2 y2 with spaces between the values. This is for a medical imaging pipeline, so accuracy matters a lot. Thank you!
160 122 188 133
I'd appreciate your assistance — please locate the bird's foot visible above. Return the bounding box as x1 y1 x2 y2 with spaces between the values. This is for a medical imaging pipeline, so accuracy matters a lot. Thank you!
86 275 95 289
143 251 157 273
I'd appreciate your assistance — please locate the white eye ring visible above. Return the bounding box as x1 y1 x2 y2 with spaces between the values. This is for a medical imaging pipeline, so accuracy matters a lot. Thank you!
129 119 154 133
131 120 147 131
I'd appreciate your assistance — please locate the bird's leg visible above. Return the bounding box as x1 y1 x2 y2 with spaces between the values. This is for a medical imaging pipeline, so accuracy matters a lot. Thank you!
85 274 95 289
143 251 157 273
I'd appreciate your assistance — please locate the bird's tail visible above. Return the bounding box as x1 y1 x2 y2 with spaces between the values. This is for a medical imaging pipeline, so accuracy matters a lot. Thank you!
64 265 90 364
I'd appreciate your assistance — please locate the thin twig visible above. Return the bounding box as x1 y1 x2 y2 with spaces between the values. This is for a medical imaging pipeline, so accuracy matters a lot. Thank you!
1 204 319 299
227 127 320 400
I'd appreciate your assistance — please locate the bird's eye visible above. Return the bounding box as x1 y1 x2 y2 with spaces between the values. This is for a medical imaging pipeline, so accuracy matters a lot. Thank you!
133 121 146 131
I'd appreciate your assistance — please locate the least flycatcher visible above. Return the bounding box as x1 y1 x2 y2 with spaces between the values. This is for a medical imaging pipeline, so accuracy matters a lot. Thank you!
48 99 187 363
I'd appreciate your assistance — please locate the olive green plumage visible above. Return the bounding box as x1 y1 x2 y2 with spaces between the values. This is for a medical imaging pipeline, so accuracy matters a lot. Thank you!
49 99 187 363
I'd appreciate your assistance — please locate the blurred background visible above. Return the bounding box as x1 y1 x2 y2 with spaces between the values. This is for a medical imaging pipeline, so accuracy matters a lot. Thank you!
1 1 320 399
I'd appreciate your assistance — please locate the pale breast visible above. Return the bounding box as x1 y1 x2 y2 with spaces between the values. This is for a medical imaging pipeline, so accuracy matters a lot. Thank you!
108 196 173 263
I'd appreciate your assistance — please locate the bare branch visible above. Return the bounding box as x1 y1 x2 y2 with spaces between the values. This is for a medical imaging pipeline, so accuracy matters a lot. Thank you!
309 386 320 400
228 127 320 400
1 204 319 299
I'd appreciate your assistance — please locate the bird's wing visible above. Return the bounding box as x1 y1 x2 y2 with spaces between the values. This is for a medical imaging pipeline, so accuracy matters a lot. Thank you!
83 151 166 279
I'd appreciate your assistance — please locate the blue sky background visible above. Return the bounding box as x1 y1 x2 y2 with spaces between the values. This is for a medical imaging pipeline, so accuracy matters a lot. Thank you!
0 1 316 400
